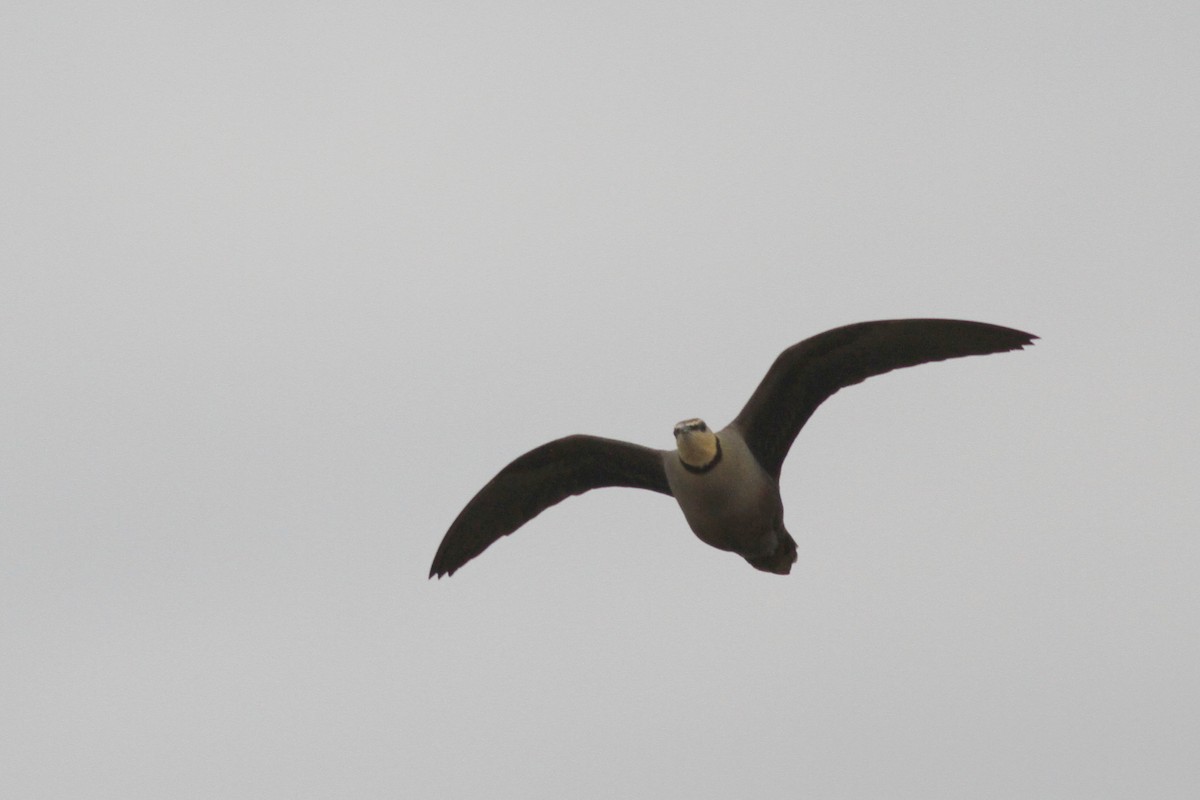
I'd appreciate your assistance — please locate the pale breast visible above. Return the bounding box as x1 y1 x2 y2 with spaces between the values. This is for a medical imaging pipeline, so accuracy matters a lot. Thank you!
663 427 783 553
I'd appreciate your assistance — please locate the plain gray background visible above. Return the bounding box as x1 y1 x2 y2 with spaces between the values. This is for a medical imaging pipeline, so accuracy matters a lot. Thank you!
3 3 1197 798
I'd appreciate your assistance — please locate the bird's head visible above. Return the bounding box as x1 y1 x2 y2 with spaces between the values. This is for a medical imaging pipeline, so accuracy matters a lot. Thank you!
673 418 719 469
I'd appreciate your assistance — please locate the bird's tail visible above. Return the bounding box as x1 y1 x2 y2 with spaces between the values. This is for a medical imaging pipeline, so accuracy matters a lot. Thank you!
746 529 798 575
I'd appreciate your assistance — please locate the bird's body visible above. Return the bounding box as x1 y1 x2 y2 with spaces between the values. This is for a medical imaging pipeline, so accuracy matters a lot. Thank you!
664 423 794 573
429 318 1036 578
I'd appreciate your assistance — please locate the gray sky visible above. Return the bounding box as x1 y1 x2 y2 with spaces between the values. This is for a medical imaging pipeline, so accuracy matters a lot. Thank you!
3 3 1197 798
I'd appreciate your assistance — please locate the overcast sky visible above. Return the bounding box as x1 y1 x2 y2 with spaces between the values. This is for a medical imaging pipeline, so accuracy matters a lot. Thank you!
2 3 1197 798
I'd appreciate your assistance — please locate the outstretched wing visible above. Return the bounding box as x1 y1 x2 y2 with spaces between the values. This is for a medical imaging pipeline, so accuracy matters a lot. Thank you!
430 435 673 577
731 319 1037 480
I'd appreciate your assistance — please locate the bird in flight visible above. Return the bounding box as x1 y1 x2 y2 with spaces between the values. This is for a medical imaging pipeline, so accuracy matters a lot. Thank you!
430 318 1036 578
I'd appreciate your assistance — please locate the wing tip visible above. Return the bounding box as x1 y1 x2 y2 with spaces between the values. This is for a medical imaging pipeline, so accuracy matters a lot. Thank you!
428 552 462 579
1011 328 1039 351
957 321 1037 354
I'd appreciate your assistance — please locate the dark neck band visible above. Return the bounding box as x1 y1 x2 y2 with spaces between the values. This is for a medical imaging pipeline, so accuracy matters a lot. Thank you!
681 436 722 474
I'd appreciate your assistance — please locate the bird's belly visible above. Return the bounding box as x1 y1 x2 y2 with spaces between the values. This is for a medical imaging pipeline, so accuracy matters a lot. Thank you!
672 471 782 555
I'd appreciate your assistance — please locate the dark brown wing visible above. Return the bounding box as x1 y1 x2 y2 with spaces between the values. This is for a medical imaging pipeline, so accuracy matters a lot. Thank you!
731 319 1037 480
429 435 672 578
